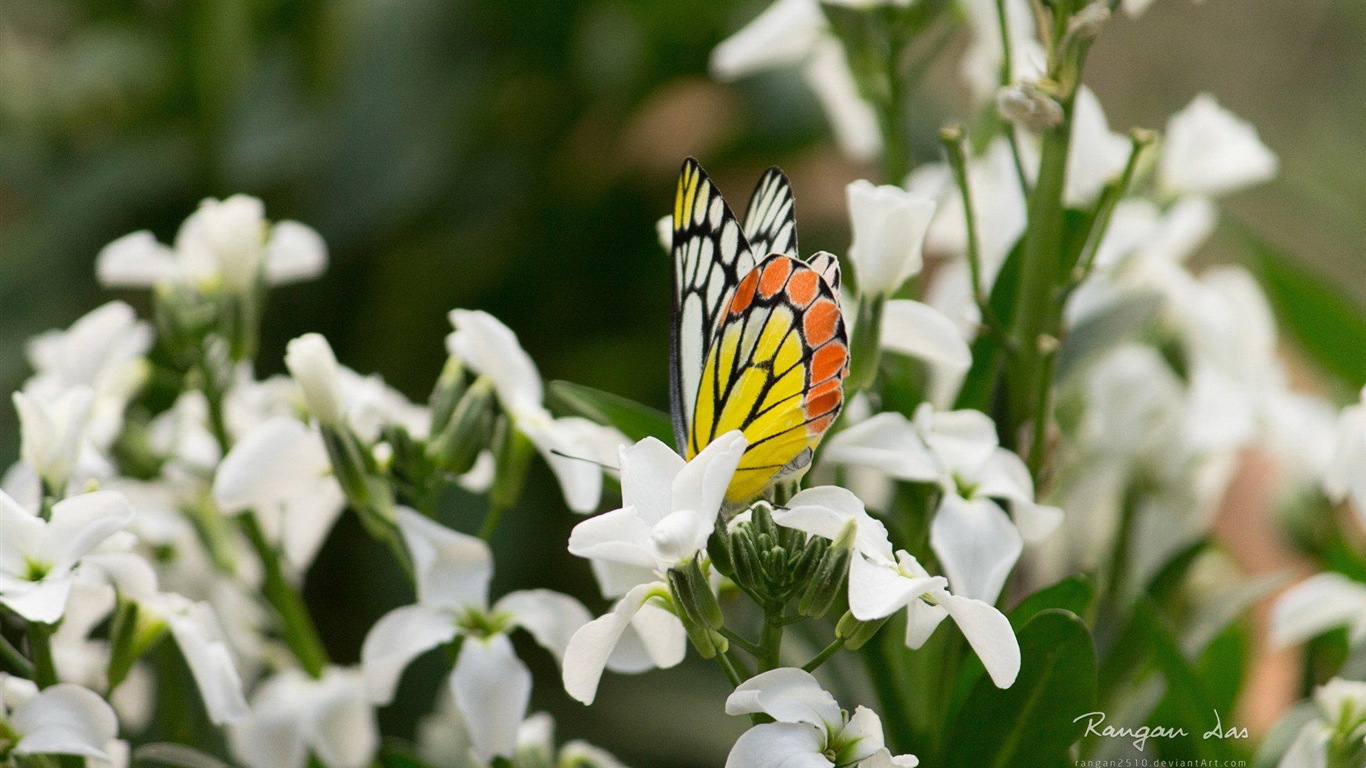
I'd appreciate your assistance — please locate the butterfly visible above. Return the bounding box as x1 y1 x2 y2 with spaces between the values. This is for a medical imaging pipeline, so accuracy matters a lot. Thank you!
670 158 849 505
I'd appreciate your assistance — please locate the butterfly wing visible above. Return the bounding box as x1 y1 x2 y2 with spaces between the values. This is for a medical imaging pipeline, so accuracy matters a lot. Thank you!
690 254 849 504
670 158 757 454
743 167 798 260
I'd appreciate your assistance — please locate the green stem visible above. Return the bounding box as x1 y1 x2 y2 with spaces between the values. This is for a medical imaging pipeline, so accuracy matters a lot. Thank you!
26 623 57 688
941 126 1014 353
758 607 785 672
718 626 766 658
478 502 506 542
1069 128 1156 287
715 649 744 687
1005 95 1074 452
0 633 34 678
801 637 846 673
240 512 329 678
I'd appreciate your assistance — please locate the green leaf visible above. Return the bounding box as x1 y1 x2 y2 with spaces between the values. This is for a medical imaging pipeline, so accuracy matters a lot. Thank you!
1009 575 1094 630
1239 227 1366 388
378 741 436 768
133 744 235 768
944 610 1097 768
546 380 673 444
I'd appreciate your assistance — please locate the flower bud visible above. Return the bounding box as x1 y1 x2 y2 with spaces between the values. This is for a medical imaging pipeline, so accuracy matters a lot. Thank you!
285 333 346 428
427 377 496 475
321 425 374 509
798 524 853 619
668 556 724 632
836 610 890 651
845 294 883 394
996 83 1064 132
846 180 936 299
490 416 535 512
729 526 762 594
427 356 468 436
14 388 94 499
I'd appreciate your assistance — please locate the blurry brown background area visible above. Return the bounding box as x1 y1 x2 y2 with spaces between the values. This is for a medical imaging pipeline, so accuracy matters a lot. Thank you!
1 0 1363 763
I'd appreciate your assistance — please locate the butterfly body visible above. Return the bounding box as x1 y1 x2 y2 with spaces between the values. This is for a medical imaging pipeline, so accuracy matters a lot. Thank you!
669 159 849 504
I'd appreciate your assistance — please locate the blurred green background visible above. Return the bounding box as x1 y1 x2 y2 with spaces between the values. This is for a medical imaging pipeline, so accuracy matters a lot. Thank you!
2 0 1364 763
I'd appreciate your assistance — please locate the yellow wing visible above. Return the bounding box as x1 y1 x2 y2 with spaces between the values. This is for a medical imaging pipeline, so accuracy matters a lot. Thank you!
690 254 848 504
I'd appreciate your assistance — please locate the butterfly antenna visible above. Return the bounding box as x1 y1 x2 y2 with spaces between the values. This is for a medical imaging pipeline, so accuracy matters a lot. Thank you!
549 449 619 472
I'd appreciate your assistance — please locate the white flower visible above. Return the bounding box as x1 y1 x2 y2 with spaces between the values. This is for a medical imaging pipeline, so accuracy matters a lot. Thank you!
774 487 1021 688
959 0 1046 105
723 668 918 768
0 675 119 759
560 433 746 705
1160 94 1278 198
568 432 747 580
1270 573 1366 648
361 509 590 761
24 301 152 450
96 196 327 293
228 666 377 768
846 180 937 298
1325 387 1366 523
213 416 346 573
447 309 626 513
821 405 1060 602
285 334 347 429
0 489 132 624
1278 678 1366 768
709 0 882 161
13 387 95 496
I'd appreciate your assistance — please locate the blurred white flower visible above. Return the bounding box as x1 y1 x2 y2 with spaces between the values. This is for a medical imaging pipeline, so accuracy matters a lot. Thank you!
1160 94 1278 198
821 404 1060 602
447 309 627 513
1270 572 1366 648
24 301 152 450
96 195 327 293
709 0 882 160
959 0 1045 105
774 486 1020 688
228 666 377 768
1278 678 1366 768
13 387 95 496
879 299 973 408
285 334 347 429
846 180 937 298
0 675 119 760
723 668 918 768
213 416 346 573
1325 387 1366 523
361 508 590 762
0 489 132 624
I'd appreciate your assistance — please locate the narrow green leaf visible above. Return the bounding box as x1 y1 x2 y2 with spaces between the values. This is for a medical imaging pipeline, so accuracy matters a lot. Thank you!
1238 227 1366 388
134 744 235 768
1009 574 1094 630
944 610 1097 768
547 380 673 444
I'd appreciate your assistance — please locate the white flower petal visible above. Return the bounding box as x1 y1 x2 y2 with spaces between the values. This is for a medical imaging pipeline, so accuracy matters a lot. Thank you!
10 683 118 759
305 670 378 768
903 598 949 650
836 706 886 765
821 413 940 485
939 594 1020 688
495 589 592 663
451 634 531 762
847 181 936 297
671 430 746 524
360 604 459 704
710 0 825 80
212 417 331 514
397 508 492 613
804 41 882 162
166 604 250 725
562 583 660 705
725 722 831 768
1161 94 1278 198
264 221 328 285
1270 573 1366 647
847 553 944 622
619 437 686 526
880 300 971 408
567 507 658 570
519 413 603 514
725 668 842 731
929 495 1021 603
284 335 347 428
446 310 544 416
95 231 182 288
778 486 896 562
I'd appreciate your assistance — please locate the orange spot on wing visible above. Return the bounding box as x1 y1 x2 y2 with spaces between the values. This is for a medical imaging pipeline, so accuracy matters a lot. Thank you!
805 379 843 419
786 270 819 308
729 270 759 316
806 414 836 436
758 258 793 298
802 299 839 346
810 343 847 384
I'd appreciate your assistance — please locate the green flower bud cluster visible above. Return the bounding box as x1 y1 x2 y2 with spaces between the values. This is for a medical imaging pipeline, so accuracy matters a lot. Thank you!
711 502 849 620
667 556 728 659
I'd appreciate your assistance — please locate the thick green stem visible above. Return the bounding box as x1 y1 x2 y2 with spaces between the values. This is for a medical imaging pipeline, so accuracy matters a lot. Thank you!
864 631 915 753
758 607 785 672
26 623 58 689
240 513 329 678
1005 97 1074 452
0 633 35 678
